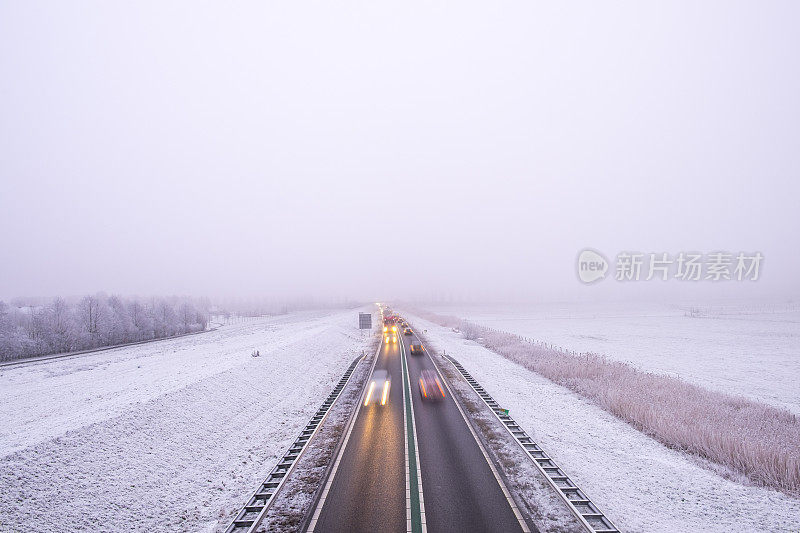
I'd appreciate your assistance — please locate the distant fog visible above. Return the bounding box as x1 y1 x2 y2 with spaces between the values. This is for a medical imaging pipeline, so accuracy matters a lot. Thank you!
1 2 798 304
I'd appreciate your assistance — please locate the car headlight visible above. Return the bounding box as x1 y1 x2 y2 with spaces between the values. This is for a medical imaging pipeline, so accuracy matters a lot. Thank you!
365 381 376 406
381 381 390 405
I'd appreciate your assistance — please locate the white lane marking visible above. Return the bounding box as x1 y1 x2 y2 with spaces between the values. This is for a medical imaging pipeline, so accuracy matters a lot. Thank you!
400 335 427 533
413 331 531 533
306 338 382 532
402 342 412 533
407 351 427 532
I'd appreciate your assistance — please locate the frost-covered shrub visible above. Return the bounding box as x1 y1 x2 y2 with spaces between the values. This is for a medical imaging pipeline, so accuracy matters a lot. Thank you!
415 309 800 497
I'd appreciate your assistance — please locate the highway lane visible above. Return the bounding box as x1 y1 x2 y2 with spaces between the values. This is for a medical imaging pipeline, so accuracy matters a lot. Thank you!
311 335 406 533
401 327 530 533
310 316 529 533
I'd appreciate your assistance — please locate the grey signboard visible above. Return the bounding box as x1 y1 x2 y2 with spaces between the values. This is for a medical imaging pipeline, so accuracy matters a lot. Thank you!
358 312 372 330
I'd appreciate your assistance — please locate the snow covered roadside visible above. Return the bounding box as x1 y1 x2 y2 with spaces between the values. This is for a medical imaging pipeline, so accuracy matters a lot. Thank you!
0 308 372 532
255 338 379 533
428 302 800 415
406 314 800 533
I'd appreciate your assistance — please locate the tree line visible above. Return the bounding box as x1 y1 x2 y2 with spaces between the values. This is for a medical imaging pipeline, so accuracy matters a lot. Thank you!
0 294 210 362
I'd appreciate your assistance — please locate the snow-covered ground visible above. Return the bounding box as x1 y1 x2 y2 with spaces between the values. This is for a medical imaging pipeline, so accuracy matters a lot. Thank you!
427 301 800 415
0 308 371 532
408 313 800 533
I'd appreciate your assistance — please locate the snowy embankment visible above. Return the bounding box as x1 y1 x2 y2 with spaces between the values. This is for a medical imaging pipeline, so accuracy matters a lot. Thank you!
0 308 371 532
427 302 800 415
406 313 800 533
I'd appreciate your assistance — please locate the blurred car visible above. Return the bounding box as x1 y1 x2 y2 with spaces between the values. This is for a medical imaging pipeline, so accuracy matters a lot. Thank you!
365 369 391 406
418 370 445 401
403 327 412 335
410 343 424 355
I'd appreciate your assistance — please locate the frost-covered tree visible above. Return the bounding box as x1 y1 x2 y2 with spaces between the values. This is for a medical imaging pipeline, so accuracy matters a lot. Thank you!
0 301 23 361
112 297 135 343
79 295 102 346
0 295 209 361
48 297 75 353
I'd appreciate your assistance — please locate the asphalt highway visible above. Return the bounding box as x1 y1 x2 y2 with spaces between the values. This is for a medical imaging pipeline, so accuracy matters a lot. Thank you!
311 319 529 533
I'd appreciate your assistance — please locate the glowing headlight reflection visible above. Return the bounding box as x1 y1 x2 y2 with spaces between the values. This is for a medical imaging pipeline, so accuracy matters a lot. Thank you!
364 381 375 406
381 381 390 405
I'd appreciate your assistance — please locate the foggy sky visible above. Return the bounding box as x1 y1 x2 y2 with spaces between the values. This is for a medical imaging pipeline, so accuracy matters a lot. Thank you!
1 2 799 303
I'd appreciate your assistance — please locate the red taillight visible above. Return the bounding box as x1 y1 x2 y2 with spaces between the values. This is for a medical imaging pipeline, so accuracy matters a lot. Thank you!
436 378 445 398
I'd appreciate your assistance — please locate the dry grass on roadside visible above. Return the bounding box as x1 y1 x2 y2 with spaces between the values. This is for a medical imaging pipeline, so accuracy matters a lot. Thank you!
413 310 800 497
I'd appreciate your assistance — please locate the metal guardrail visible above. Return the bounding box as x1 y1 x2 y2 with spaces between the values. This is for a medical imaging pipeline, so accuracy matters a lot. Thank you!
225 355 363 533
444 355 620 533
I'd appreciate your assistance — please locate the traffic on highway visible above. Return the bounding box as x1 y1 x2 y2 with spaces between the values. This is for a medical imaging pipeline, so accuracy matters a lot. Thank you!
307 305 531 533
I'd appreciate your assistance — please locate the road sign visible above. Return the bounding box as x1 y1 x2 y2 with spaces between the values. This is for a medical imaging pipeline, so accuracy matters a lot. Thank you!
359 312 372 330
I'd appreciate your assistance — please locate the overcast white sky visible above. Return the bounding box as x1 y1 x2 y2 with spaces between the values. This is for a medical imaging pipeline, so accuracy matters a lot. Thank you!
1 1 798 303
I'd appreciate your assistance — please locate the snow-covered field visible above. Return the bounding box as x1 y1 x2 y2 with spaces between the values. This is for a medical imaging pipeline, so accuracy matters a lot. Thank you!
0 308 371 532
408 314 800 533
427 301 800 415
